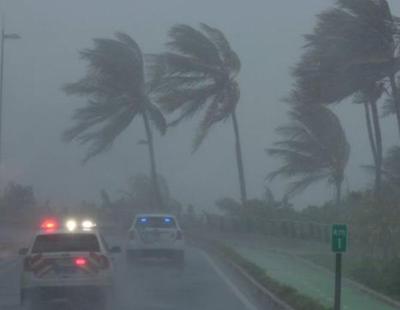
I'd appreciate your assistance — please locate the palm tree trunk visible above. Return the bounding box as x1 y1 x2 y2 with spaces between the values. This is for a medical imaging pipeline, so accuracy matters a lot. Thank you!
389 73 400 137
370 100 383 199
142 111 163 209
231 110 247 204
335 178 343 207
364 102 377 166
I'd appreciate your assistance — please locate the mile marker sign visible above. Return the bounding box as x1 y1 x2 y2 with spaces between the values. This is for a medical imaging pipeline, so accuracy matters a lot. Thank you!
332 224 348 253
332 224 348 310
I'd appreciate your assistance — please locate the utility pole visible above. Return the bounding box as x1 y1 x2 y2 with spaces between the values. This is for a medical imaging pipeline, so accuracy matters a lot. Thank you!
0 19 20 171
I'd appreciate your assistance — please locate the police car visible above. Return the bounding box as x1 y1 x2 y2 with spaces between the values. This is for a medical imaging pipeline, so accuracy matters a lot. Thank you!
19 218 120 309
126 214 185 265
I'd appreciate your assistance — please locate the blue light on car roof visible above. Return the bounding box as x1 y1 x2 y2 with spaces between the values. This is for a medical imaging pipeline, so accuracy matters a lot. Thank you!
164 217 172 223
139 217 148 223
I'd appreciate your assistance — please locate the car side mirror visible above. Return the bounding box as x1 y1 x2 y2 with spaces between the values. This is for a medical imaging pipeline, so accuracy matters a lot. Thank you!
18 248 28 256
109 246 121 254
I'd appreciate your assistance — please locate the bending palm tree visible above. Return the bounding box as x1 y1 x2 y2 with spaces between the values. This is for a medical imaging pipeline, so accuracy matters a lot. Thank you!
295 0 399 115
293 0 399 197
151 24 247 203
63 33 166 209
267 104 350 205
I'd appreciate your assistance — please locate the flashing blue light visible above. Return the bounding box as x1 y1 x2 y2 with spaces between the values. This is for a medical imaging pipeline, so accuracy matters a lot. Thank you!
164 217 172 223
139 217 148 223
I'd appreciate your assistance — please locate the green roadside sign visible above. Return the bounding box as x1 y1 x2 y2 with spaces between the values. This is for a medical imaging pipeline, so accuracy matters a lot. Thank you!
332 224 348 253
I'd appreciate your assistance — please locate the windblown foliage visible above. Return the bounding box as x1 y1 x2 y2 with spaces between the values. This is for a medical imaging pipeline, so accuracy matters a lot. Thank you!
64 33 166 161
268 104 350 199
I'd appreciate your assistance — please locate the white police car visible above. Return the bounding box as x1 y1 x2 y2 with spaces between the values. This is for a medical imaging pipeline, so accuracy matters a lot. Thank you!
126 214 185 265
19 219 120 310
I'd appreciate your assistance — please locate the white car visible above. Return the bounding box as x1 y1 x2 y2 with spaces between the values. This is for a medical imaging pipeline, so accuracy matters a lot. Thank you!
19 219 120 310
126 214 185 264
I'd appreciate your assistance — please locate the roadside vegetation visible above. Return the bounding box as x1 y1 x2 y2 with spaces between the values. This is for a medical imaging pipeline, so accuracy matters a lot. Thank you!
212 241 330 310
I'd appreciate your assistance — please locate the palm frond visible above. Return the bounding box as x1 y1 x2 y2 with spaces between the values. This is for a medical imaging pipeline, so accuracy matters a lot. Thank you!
200 23 241 75
75 105 137 162
63 33 160 161
192 95 220 152
267 104 350 196
153 23 241 150
167 24 222 67
294 0 397 105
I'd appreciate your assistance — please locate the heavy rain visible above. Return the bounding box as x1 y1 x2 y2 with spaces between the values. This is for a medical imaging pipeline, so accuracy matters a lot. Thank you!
0 1 400 310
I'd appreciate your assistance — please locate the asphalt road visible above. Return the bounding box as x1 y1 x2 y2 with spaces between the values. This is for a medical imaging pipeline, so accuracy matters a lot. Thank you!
0 246 262 310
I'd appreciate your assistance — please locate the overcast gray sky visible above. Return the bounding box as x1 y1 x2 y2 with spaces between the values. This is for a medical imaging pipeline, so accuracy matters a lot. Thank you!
0 0 399 210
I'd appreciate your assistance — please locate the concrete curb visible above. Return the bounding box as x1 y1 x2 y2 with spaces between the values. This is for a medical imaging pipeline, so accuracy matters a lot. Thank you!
191 235 298 310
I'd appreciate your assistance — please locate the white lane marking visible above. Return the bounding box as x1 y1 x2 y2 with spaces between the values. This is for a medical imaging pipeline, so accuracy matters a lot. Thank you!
202 251 259 310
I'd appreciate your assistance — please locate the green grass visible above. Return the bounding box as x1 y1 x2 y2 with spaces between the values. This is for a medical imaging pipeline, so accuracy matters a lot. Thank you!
213 242 330 310
215 234 398 310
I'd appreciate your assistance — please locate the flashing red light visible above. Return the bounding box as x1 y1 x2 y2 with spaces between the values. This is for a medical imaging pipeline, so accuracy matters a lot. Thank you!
74 257 87 267
40 219 58 231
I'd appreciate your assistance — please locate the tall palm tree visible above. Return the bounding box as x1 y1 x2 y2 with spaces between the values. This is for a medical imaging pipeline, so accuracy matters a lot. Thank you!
63 33 166 208
151 24 247 203
293 0 400 197
267 104 350 205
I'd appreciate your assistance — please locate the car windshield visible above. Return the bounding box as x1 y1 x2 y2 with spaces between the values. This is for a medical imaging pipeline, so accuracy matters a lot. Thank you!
32 234 100 253
135 217 177 228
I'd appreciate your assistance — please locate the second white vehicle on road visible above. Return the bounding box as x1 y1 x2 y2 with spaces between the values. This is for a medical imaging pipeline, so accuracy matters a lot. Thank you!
126 214 185 264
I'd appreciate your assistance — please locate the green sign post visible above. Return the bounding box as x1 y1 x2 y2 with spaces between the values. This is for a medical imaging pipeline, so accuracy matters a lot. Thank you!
332 224 347 253
332 224 348 310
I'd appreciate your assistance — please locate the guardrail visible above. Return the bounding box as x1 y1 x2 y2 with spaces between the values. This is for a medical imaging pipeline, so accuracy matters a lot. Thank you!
182 215 331 244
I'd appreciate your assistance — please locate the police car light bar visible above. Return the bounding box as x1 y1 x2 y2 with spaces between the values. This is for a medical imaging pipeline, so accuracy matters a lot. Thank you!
40 219 59 231
81 220 96 229
65 219 78 231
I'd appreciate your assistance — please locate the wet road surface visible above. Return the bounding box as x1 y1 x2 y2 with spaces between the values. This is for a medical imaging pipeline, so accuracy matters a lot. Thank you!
0 246 262 310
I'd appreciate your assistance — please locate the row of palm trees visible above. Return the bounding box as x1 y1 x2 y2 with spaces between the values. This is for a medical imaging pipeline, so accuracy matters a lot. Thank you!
64 0 400 209
268 0 400 204
63 25 247 209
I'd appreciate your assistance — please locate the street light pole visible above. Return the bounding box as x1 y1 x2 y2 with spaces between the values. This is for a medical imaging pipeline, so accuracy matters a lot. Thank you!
0 22 20 170
0 27 7 167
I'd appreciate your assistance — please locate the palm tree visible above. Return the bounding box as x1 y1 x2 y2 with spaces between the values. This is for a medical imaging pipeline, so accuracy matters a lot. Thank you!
151 24 247 203
267 104 350 205
293 0 400 197
63 33 166 208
